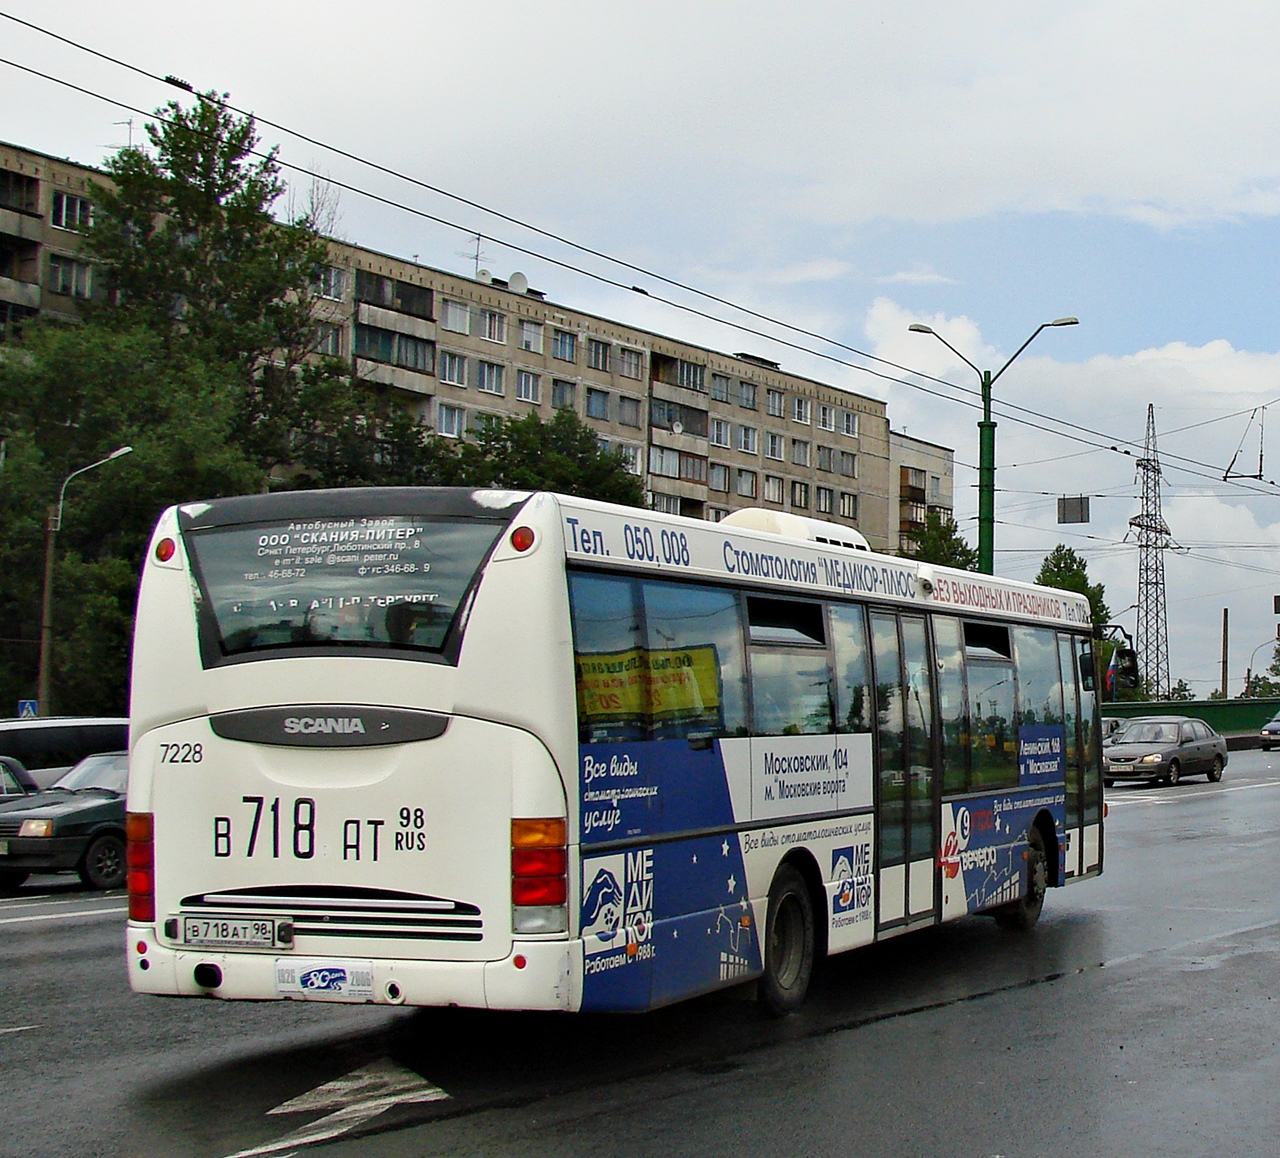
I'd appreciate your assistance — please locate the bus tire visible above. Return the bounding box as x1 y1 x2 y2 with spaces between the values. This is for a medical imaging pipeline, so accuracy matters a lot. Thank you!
0 871 29 893
993 826 1047 932
759 864 815 1016
79 833 126 890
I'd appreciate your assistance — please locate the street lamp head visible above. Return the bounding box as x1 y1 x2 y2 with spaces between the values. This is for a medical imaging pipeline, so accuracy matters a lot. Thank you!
1050 317 1079 327
108 446 133 460
907 323 934 334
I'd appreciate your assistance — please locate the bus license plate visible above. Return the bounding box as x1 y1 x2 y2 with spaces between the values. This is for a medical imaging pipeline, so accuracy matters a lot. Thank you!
182 916 281 948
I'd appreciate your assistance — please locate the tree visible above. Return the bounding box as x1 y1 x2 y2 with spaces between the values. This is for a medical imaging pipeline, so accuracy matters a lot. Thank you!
1035 545 1111 628
460 411 645 505
1241 643 1280 698
1167 678 1196 702
903 511 979 570
84 92 325 372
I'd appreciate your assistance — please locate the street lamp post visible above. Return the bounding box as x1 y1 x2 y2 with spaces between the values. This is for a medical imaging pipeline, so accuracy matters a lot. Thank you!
36 446 133 716
908 317 1078 575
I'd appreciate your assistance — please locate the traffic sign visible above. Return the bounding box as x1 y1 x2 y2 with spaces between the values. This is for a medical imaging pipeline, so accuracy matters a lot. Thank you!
17 700 37 718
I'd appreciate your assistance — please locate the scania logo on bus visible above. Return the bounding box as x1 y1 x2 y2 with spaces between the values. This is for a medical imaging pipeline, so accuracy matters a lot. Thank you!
283 716 367 735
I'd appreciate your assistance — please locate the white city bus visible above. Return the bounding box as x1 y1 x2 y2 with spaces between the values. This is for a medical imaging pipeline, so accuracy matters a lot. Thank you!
126 488 1102 1014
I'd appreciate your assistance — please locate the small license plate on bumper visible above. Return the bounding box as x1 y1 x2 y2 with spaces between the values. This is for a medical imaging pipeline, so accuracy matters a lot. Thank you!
181 915 287 948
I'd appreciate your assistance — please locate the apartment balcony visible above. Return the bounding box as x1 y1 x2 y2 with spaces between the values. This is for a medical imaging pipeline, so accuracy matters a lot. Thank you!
0 206 42 243
356 301 434 340
354 357 434 396
0 274 40 310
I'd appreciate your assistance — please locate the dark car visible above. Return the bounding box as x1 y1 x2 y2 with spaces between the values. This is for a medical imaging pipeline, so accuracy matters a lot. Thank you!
1103 716 1227 787
1260 713 1280 751
1101 716 1126 745
0 751 127 891
0 755 39 800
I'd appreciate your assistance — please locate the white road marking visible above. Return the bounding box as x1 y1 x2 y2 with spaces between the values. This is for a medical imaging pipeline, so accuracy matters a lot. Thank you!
0 905 126 926
222 1059 450 1158
1107 779 1280 806
0 1025 39 1035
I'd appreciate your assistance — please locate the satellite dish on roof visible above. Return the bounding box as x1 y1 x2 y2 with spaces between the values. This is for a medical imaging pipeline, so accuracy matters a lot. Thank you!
672 421 684 435
476 269 492 283
509 271 528 295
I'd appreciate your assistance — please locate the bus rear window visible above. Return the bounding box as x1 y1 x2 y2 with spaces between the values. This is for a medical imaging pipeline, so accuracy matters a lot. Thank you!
186 515 505 658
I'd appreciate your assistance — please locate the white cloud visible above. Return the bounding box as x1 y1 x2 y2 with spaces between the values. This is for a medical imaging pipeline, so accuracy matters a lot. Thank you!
876 267 958 286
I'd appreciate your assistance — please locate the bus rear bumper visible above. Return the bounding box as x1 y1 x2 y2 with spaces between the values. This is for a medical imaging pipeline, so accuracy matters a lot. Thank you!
126 924 581 1011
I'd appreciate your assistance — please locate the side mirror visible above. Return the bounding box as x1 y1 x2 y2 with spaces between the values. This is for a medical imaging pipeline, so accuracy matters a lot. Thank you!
1079 647 1095 691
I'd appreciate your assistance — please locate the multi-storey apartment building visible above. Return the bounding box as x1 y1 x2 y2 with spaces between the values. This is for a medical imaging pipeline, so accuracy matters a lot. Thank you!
890 430 957 554
1 139 953 553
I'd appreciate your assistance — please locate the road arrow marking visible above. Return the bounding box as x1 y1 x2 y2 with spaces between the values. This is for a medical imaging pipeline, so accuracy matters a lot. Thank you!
223 1059 449 1157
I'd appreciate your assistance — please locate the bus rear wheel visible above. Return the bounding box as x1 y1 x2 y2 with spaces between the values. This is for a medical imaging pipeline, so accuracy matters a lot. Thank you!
993 827 1047 932
759 864 815 1016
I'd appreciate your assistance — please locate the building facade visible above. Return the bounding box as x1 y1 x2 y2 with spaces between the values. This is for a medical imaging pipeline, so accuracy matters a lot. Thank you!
889 430 957 554
1 139 953 553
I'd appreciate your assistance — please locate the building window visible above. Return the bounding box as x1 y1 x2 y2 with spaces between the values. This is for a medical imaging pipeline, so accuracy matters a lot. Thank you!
764 475 784 504
817 445 833 472
842 411 858 438
50 191 92 230
518 319 543 352
48 254 91 299
736 469 757 498
738 425 758 454
439 350 467 386
476 361 505 395
516 370 540 403
680 452 708 483
441 299 470 334
315 322 343 357
818 404 835 431
314 266 345 300
677 360 706 392
791 481 810 509
708 507 728 523
473 413 502 436
618 444 642 474
587 338 610 372
816 485 834 515
394 281 433 319
710 418 731 447
355 269 393 307
766 389 785 417
479 309 507 344
437 403 465 438
930 475 942 501
649 446 681 479
552 379 576 409
765 432 784 460
839 451 858 478
791 439 810 467
552 329 577 362
618 396 642 427
650 398 709 437
586 387 610 420
617 347 643 379
651 493 681 515
792 397 811 424
354 324 434 373
708 463 730 492
711 373 731 401
738 381 757 409
840 492 858 520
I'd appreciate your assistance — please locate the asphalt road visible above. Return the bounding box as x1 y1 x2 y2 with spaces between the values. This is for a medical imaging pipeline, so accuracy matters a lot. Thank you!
4 750 1280 1157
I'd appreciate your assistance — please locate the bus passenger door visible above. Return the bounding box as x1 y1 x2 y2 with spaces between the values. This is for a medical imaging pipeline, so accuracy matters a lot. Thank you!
870 611 939 932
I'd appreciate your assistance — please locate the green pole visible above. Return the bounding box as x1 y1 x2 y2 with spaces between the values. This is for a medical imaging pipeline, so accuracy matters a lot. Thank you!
977 368 995 575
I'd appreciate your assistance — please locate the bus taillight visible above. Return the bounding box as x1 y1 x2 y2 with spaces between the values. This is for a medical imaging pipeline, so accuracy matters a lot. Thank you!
127 812 155 922
511 817 568 933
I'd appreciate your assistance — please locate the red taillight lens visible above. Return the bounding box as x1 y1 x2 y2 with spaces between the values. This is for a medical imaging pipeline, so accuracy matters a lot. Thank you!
512 876 568 906
512 847 567 877
155 537 176 563
127 811 155 922
511 817 567 913
510 526 535 552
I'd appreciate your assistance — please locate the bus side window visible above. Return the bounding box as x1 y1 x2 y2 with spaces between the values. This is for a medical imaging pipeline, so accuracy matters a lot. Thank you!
829 604 873 735
933 616 969 795
1013 627 1065 727
568 571 647 743
965 621 1017 790
642 580 747 740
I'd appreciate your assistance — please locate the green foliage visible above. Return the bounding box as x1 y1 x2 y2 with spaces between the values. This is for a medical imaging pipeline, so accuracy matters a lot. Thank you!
1035 545 1111 628
1240 642 1280 698
902 511 978 570
461 410 645 505
1167 678 1196 702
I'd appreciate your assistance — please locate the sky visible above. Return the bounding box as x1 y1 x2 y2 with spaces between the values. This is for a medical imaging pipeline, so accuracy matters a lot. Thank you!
4 0 1280 696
